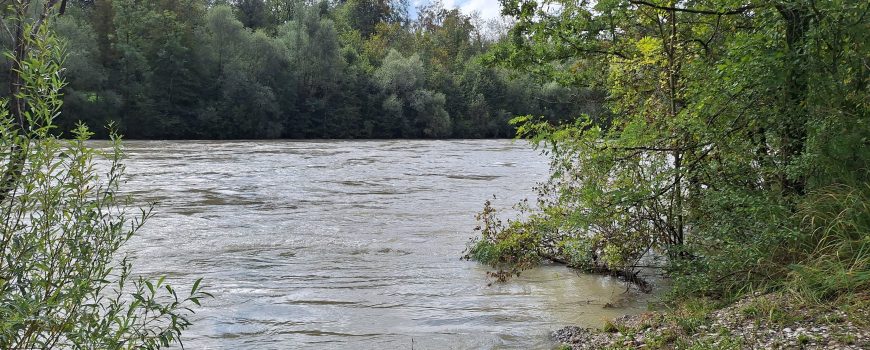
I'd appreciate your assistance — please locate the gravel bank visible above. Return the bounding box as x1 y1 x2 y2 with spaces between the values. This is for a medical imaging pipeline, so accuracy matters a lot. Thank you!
554 293 869 349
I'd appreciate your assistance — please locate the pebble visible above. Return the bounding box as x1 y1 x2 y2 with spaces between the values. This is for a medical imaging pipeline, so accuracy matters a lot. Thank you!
553 293 870 350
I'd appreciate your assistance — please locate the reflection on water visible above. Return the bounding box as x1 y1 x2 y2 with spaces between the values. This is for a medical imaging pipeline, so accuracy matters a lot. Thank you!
114 140 650 349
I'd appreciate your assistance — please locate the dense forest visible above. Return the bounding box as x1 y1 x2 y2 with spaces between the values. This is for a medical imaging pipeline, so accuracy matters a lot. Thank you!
0 0 594 139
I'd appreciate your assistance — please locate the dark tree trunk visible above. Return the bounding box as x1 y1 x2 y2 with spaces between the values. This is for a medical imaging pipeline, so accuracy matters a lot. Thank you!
776 2 811 196
0 0 68 201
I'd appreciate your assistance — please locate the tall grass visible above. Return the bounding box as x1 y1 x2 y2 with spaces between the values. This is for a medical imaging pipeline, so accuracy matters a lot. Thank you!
669 181 870 306
787 183 870 301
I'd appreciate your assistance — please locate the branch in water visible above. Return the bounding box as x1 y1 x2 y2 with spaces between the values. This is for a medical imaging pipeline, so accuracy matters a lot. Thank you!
545 254 653 293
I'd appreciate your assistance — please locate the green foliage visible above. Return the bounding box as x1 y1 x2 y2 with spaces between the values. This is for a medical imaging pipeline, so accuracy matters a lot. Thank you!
0 21 206 349
787 183 870 300
4 0 591 139
738 297 802 325
677 337 743 350
601 319 620 333
670 181 870 302
467 0 870 305
464 200 544 281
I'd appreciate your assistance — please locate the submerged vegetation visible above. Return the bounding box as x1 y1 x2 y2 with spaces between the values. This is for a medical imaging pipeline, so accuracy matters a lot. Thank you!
466 0 869 316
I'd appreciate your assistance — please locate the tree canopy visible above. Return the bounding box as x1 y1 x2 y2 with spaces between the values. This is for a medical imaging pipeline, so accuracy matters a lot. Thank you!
0 0 594 139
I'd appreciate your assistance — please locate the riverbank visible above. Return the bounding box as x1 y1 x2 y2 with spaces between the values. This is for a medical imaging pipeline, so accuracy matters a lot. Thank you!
553 292 869 349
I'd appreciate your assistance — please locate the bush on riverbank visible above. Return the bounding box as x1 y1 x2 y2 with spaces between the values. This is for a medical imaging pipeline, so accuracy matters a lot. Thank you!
0 8 206 348
465 0 869 325
669 182 870 303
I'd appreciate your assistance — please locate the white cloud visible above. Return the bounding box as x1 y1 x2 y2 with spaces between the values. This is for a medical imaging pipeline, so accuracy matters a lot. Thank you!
457 0 503 21
411 0 510 37
441 0 460 9
414 0 503 21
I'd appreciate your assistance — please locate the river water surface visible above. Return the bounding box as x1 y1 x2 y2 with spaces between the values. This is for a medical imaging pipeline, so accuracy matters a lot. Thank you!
119 140 647 349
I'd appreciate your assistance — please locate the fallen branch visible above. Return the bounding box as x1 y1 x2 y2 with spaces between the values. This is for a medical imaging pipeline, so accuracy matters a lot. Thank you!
544 254 654 293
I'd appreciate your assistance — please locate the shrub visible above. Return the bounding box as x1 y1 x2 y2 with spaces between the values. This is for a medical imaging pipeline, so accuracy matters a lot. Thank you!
0 24 207 349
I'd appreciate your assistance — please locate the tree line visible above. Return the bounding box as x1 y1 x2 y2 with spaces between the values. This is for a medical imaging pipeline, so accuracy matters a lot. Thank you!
0 0 595 139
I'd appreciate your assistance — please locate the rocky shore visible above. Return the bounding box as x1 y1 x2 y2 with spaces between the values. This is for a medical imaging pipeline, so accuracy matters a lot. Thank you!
553 293 869 349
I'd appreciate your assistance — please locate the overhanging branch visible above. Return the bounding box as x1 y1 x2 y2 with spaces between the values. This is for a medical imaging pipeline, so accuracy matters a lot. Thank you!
629 0 759 16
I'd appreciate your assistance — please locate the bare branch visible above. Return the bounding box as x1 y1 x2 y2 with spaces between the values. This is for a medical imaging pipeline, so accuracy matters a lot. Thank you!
30 0 63 37
629 0 760 16
0 17 13 44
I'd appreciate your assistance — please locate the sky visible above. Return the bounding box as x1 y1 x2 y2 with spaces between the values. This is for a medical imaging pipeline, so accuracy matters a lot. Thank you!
409 0 505 22
442 0 504 20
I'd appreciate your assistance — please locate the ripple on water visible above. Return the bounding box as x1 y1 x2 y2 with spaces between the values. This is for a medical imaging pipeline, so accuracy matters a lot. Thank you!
118 140 654 349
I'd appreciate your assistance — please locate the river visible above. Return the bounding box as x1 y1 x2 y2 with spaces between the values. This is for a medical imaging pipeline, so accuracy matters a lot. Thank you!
118 140 647 349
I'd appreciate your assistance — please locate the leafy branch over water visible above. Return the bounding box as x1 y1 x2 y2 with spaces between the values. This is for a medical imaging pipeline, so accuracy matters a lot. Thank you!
467 0 869 305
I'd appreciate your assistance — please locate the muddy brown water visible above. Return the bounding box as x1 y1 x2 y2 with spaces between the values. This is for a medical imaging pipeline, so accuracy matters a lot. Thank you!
116 140 649 349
